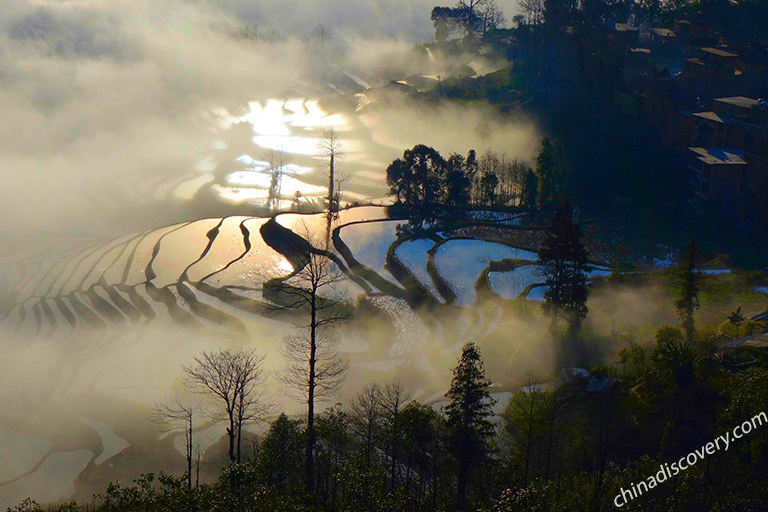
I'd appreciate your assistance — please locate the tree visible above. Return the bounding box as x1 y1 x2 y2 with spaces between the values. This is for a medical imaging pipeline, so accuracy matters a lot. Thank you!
380 379 409 494
151 398 198 491
431 6 467 42
267 149 284 213
281 328 347 492
544 0 579 24
445 153 472 208
272 228 350 493
399 402 443 509
349 383 382 472
676 240 700 343
386 144 447 208
482 0 506 30
518 0 545 26
502 382 542 487
258 414 304 492
183 349 268 464
520 168 538 207
320 128 342 246
538 200 589 364
348 384 383 509
320 128 342 214
314 405 350 509
617 341 648 378
459 0 491 37
480 171 499 206
444 342 496 509
536 137 568 205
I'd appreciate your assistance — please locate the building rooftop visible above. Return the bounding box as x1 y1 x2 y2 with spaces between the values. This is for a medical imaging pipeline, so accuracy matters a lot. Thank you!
700 47 738 58
689 147 746 165
716 96 759 109
692 111 725 123
651 28 676 37
615 23 639 32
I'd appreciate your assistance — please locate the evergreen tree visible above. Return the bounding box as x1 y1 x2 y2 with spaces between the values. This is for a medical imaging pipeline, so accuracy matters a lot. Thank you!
536 137 568 205
538 200 589 364
445 153 472 208
444 342 496 509
676 240 700 343
386 145 447 208
258 414 304 492
521 168 538 207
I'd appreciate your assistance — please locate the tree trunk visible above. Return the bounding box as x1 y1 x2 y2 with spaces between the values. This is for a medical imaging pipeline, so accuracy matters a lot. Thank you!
325 154 335 248
306 297 318 493
236 418 242 463
458 445 469 509
187 415 193 491
328 154 335 211
227 412 236 463
523 390 536 487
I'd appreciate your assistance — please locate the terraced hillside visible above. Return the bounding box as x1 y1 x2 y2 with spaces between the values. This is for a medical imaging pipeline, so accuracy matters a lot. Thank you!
0 206 623 343
0 205 618 505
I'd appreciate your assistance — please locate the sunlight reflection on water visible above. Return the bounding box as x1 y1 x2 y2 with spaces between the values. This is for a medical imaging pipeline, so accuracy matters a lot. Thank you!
186 98 353 205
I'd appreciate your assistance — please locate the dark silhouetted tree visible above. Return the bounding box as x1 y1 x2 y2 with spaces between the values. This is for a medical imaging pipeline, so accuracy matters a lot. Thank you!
676 240 700 343
386 145 447 207
270 226 350 493
183 349 268 464
445 153 472 208
480 171 499 206
381 379 409 494
536 137 568 205
521 168 539 207
151 399 198 490
444 342 496 509
538 201 589 364
259 413 304 492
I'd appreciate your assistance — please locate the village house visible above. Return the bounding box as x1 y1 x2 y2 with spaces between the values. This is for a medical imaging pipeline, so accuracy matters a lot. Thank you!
648 28 679 46
688 147 768 230
674 96 768 157
673 19 716 48
688 147 748 218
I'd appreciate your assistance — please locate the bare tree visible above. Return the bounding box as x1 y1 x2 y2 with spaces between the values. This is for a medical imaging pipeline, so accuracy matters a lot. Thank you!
319 128 342 246
233 352 269 462
267 148 285 213
483 0 506 31
380 379 409 492
270 227 350 492
460 0 490 18
194 443 205 487
349 383 382 510
183 349 268 464
518 0 545 26
350 383 382 469
151 398 197 490
459 0 489 36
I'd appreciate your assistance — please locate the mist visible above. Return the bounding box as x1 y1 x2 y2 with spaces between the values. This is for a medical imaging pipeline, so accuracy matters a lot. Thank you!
0 0 543 507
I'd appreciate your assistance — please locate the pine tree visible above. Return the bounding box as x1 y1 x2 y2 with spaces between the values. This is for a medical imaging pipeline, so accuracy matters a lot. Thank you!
676 240 700 343
535 137 568 205
538 200 589 364
444 342 496 509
